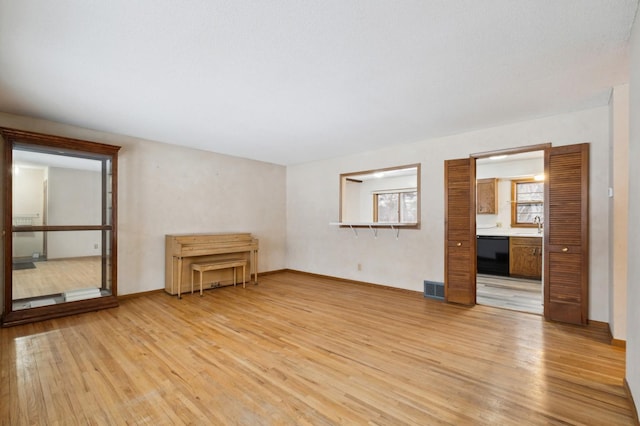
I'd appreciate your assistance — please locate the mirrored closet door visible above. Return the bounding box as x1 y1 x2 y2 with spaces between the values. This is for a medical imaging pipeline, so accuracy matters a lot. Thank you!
1 128 120 326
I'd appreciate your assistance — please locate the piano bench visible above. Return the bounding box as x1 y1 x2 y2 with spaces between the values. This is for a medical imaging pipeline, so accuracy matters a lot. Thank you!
190 259 248 297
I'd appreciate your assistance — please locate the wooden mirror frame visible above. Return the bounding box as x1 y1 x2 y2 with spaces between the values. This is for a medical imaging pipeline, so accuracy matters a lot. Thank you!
1 128 121 327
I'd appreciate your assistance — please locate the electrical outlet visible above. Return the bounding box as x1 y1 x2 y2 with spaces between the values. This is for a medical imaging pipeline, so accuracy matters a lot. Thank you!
357 263 362 271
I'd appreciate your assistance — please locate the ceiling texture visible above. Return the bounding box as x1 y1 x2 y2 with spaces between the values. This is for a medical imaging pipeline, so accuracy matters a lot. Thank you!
0 1 638 165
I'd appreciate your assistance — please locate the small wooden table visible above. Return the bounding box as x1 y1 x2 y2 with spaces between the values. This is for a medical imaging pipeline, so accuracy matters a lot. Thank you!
190 259 247 297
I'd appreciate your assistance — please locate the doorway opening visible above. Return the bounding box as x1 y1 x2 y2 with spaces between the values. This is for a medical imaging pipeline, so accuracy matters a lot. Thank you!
475 150 544 315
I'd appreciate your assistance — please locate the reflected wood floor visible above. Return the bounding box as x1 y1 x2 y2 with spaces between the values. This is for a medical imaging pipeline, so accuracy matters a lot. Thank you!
12 256 101 300
476 274 543 315
0 271 633 425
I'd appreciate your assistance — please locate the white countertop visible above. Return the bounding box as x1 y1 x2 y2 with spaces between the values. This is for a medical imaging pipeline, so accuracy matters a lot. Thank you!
476 228 542 237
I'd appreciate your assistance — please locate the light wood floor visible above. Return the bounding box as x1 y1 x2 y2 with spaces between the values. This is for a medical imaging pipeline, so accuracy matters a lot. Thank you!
476 274 543 315
0 271 633 425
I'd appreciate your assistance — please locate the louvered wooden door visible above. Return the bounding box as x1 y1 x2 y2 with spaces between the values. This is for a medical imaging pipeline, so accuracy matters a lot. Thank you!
544 143 589 325
444 158 476 305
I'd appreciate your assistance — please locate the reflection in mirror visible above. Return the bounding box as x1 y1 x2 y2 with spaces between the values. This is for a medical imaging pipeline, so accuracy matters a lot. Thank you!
13 151 103 227
340 164 420 225
12 231 105 309
11 148 113 311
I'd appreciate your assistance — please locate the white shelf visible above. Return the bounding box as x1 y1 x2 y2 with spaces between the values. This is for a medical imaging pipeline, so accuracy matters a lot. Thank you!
329 222 418 238
329 222 418 227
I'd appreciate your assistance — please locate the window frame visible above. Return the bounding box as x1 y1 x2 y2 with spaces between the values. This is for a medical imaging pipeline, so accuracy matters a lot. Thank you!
372 190 417 224
510 178 544 228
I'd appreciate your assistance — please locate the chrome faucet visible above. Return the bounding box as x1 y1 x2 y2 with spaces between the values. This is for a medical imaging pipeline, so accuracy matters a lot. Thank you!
533 216 543 234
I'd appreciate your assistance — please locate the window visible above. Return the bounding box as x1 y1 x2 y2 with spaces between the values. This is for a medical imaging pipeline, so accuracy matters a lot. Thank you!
374 191 417 223
339 164 420 226
511 179 544 227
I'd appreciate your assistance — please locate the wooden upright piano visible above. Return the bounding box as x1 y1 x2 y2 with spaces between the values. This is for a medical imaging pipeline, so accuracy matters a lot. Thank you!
165 233 259 296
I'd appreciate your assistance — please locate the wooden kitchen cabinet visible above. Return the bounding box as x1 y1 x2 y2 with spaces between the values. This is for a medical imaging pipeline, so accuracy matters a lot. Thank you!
509 236 542 279
476 178 497 214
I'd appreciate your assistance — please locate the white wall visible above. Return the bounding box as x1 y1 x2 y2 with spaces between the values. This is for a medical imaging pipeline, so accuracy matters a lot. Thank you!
46 167 102 259
343 180 361 222
287 107 612 322
608 84 629 342
12 167 45 257
0 112 287 295
476 157 543 180
625 13 640 412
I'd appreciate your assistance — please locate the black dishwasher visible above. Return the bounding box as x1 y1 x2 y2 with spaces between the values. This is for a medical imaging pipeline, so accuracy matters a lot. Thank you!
476 236 510 277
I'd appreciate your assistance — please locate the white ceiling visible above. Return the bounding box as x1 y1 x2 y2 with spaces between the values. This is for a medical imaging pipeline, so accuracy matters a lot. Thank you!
0 1 637 166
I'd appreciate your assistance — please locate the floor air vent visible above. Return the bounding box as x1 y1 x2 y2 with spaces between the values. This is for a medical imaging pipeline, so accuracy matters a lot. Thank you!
424 280 444 301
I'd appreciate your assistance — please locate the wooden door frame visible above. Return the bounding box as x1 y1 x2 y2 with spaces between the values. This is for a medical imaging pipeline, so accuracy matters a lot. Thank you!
469 143 551 307
447 142 589 325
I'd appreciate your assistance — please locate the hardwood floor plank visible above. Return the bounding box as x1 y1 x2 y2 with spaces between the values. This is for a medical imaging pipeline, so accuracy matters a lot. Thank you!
0 271 634 425
476 273 543 314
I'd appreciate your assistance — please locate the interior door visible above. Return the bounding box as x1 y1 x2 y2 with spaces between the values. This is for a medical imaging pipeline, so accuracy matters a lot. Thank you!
444 158 476 304
544 143 589 325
